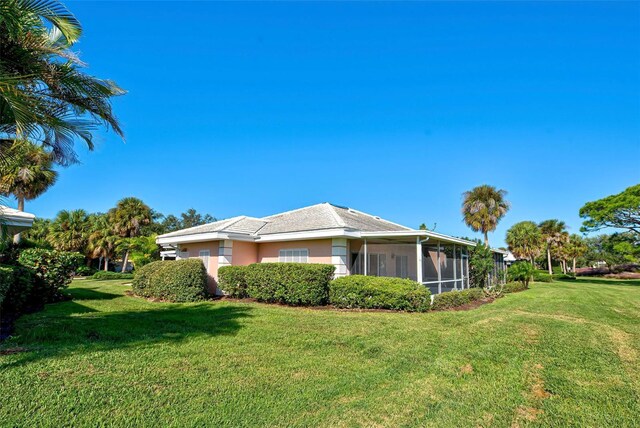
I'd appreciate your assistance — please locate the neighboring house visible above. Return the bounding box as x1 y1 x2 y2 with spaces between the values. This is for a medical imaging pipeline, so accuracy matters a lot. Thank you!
157 203 506 295
0 205 35 237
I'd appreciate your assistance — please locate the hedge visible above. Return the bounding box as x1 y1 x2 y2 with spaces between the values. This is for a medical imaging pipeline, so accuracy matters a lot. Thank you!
533 271 553 283
329 275 431 312
92 271 134 281
18 249 84 302
0 264 35 314
0 266 13 309
553 273 576 281
431 288 484 311
245 263 335 306
502 281 529 294
132 259 207 302
218 265 249 298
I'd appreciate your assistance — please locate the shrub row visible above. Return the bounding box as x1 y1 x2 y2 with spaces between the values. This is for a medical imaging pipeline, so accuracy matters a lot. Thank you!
552 273 576 281
219 263 335 306
17 249 84 303
132 259 207 302
533 271 553 283
329 275 431 312
502 281 529 294
431 288 484 311
92 271 134 281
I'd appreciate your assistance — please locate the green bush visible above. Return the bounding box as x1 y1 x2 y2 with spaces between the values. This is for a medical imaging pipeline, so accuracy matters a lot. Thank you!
218 265 249 298
132 259 207 302
329 275 431 312
245 263 335 306
553 273 576 281
502 281 529 294
75 266 97 277
533 271 553 283
507 262 535 288
431 288 484 311
17 249 84 302
91 271 134 281
0 264 35 314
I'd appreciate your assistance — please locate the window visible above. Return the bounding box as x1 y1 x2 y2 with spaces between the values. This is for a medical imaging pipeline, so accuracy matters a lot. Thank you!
199 250 210 273
279 249 308 263
395 255 409 278
367 253 387 276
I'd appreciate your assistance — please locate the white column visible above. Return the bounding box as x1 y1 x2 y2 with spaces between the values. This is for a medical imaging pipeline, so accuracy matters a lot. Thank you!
437 242 442 294
453 244 457 290
416 237 423 284
363 238 368 276
332 238 348 278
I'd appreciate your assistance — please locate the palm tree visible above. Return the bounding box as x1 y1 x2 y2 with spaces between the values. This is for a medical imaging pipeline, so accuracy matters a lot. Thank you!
49 209 90 252
462 185 510 246
109 197 152 272
0 140 57 242
0 0 124 165
539 219 569 275
564 234 587 274
505 221 543 266
88 226 119 271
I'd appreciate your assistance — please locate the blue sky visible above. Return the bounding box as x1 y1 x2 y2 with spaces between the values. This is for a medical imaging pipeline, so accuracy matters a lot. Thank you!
21 1 640 246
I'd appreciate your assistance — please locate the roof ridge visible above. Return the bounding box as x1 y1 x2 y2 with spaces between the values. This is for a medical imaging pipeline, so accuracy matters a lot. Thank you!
325 204 346 228
338 206 413 231
260 202 326 220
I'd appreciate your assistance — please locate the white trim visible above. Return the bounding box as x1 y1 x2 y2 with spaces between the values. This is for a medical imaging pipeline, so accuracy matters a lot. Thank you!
256 228 361 242
157 231 256 245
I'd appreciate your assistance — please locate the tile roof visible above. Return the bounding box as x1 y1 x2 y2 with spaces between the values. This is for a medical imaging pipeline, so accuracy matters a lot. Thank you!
157 203 412 239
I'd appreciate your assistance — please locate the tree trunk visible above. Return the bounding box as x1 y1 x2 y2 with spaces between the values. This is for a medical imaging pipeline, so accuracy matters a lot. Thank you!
121 251 129 273
13 197 24 244
547 247 553 275
484 232 489 247
104 257 109 271
572 258 576 274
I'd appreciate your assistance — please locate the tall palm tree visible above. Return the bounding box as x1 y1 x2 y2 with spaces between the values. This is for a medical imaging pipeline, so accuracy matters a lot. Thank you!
564 234 587 274
462 185 510 246
0 0 124 165
49 209 89 252
505 221 543 266
88 221 119 271
109 197 152 272
539 219 569 275
0 140 57 242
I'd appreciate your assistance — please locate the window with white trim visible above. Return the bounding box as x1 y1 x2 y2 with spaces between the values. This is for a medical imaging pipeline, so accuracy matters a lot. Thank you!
279 249 309 263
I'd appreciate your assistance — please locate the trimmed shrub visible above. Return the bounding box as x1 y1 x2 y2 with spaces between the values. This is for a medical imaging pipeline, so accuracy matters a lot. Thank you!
431 288 484 311
329 275 431 312
507 262 535 288
0 266 13 309
218 265 249 298
533 271 553 283
75 266 97 277
17 249 84 302
245 263 335 306
553 273 576 281
503 281 528 294
132 259 207 302
91 271 134 281
0 264 35 313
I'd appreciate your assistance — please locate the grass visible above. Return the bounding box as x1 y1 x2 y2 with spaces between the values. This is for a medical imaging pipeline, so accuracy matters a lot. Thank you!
1 278 639 427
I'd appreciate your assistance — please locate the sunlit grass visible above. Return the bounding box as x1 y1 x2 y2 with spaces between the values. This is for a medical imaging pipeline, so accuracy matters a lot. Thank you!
1 277 638 427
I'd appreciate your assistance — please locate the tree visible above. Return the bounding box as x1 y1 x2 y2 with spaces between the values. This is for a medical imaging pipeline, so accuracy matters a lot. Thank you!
580 184 640 236
127 235 160 268
0 0 124 165
564 234 588 274
538 219 569 274
462 185 510 246
49 209 90 252
160 214 181 233
469 243 495 288
505 221 543 266
180 208 215 229
22 217 51 245
0 140 57 242
109 197 152 272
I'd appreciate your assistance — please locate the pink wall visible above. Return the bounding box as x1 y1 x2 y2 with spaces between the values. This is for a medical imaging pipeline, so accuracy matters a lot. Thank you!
178 241 219 294
257 239 332 264
232 241 258 265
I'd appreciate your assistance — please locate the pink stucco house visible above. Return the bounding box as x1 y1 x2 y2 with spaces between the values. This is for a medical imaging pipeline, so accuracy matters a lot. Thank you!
156 203 506 295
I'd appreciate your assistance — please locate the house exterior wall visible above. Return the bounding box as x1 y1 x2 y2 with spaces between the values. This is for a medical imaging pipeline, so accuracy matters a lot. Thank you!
177 241 219 294
257 239 333 264
233 241 259 266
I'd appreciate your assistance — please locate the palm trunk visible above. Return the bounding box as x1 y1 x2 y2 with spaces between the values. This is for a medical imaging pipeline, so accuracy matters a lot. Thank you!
547 247 552 275
121 251 129 273
104 257 109 271
484 232 489 247
572 258 576 274
13 197 24 244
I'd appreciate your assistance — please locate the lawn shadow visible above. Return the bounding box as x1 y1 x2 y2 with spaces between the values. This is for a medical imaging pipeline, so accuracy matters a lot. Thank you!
67 287 122 301
0 301 254 368
576 278 640 287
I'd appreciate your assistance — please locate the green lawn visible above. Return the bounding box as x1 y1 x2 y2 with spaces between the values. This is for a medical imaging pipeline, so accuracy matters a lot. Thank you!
1 278 639 427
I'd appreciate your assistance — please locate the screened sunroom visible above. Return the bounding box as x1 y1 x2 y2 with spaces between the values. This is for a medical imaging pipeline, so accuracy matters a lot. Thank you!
348 232 503 294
